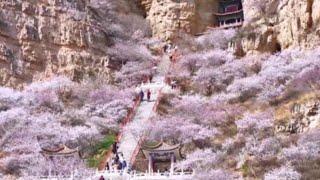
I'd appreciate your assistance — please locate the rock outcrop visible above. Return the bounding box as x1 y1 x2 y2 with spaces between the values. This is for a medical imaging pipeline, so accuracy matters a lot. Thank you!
238 0 320 54
140 0 219 41
276 95 320 134
2 0 320 87
0 0 117 88
140 0 320 53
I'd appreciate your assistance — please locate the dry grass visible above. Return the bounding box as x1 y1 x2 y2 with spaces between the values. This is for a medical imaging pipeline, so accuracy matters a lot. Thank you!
275 91 320 123
155 93 176 115
0 151 6 159
296 159 320 180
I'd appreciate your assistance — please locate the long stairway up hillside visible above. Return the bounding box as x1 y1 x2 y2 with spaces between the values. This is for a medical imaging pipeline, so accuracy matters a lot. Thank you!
92 54 189 179
92 76 193 179
117 76 165 165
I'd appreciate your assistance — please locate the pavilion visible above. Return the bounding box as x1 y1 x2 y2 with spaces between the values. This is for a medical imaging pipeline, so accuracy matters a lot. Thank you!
40 145 80 176
40 145 79 157
141 141 183 173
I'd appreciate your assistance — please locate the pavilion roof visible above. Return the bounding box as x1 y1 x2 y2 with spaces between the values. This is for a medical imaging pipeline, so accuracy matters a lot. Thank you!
40 145 78 156
142 142 183 161
142 142 180 152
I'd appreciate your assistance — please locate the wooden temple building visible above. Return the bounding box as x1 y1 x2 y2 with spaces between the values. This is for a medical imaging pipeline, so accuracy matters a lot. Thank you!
211 0 244 29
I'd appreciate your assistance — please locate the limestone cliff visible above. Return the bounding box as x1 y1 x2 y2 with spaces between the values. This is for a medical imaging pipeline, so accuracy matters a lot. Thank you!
0 0 136 88
2 0 320 88
140 0 219 41
276 93 320 134
239 0 320 54
140 0 320 53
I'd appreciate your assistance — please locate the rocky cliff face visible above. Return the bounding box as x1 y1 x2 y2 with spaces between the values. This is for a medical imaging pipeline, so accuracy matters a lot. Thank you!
2 0 320 87
276 95 320 134
140 0 218 41
239 0 320 54
140 0 320 53
0 0 119 88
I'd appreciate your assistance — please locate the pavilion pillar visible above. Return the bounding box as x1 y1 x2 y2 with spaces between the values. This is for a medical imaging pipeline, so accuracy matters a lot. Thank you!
148 155 153 174
170 154 174 175
49 165 52 177
108 160 112 171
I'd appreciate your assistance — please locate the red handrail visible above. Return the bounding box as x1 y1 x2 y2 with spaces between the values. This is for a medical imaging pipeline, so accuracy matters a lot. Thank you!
98 98 141 170
130 88 163 166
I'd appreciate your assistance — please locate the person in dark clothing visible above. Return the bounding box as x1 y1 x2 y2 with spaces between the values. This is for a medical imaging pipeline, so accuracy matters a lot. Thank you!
139 90 144 101
149 75 153 83
169 55 173 62
118 162 122 170
147 89 151 102
163 43 172 53
112 142 118 154
171 80 177 89
122 160 127 169
115 154 119 164
163 44 168 53
99 175 105 180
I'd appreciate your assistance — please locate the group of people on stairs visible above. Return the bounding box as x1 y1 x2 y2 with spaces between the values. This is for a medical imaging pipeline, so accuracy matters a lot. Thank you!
99 45 181 180
139 89 151 102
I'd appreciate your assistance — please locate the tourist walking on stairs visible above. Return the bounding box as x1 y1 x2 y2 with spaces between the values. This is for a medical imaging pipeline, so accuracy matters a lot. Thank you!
147 89 151 101
112 142 117 154
139 90 144 101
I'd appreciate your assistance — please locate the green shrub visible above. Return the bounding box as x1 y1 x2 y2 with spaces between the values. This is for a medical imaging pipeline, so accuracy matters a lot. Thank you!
241 161 250 177
86 134 116 168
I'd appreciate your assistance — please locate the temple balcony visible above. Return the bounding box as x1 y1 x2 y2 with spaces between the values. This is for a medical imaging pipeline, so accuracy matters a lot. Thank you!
208 19 244 30
209 0 244 29
213 9 243 16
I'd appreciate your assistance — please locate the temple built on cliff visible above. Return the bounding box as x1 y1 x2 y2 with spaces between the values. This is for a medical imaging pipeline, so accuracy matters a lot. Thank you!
212 0 244 29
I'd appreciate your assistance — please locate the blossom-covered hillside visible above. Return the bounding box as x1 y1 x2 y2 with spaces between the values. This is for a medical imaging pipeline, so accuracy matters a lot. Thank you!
1 0 320 180
144 30 320 179
0 77 135 176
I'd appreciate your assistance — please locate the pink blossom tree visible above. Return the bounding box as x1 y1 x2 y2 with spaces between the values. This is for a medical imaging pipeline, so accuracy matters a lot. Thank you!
147 115 220 144
0 87 22 105
177 149 224 169
245 137 281 161
0 76 135 177
264 165 301 180
288 65 320 92
194 169 236 180
236 111 274 140
114 61 156 87
281 130 320 164
196 29 236 50
177 149 233 179
108 42 154 65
